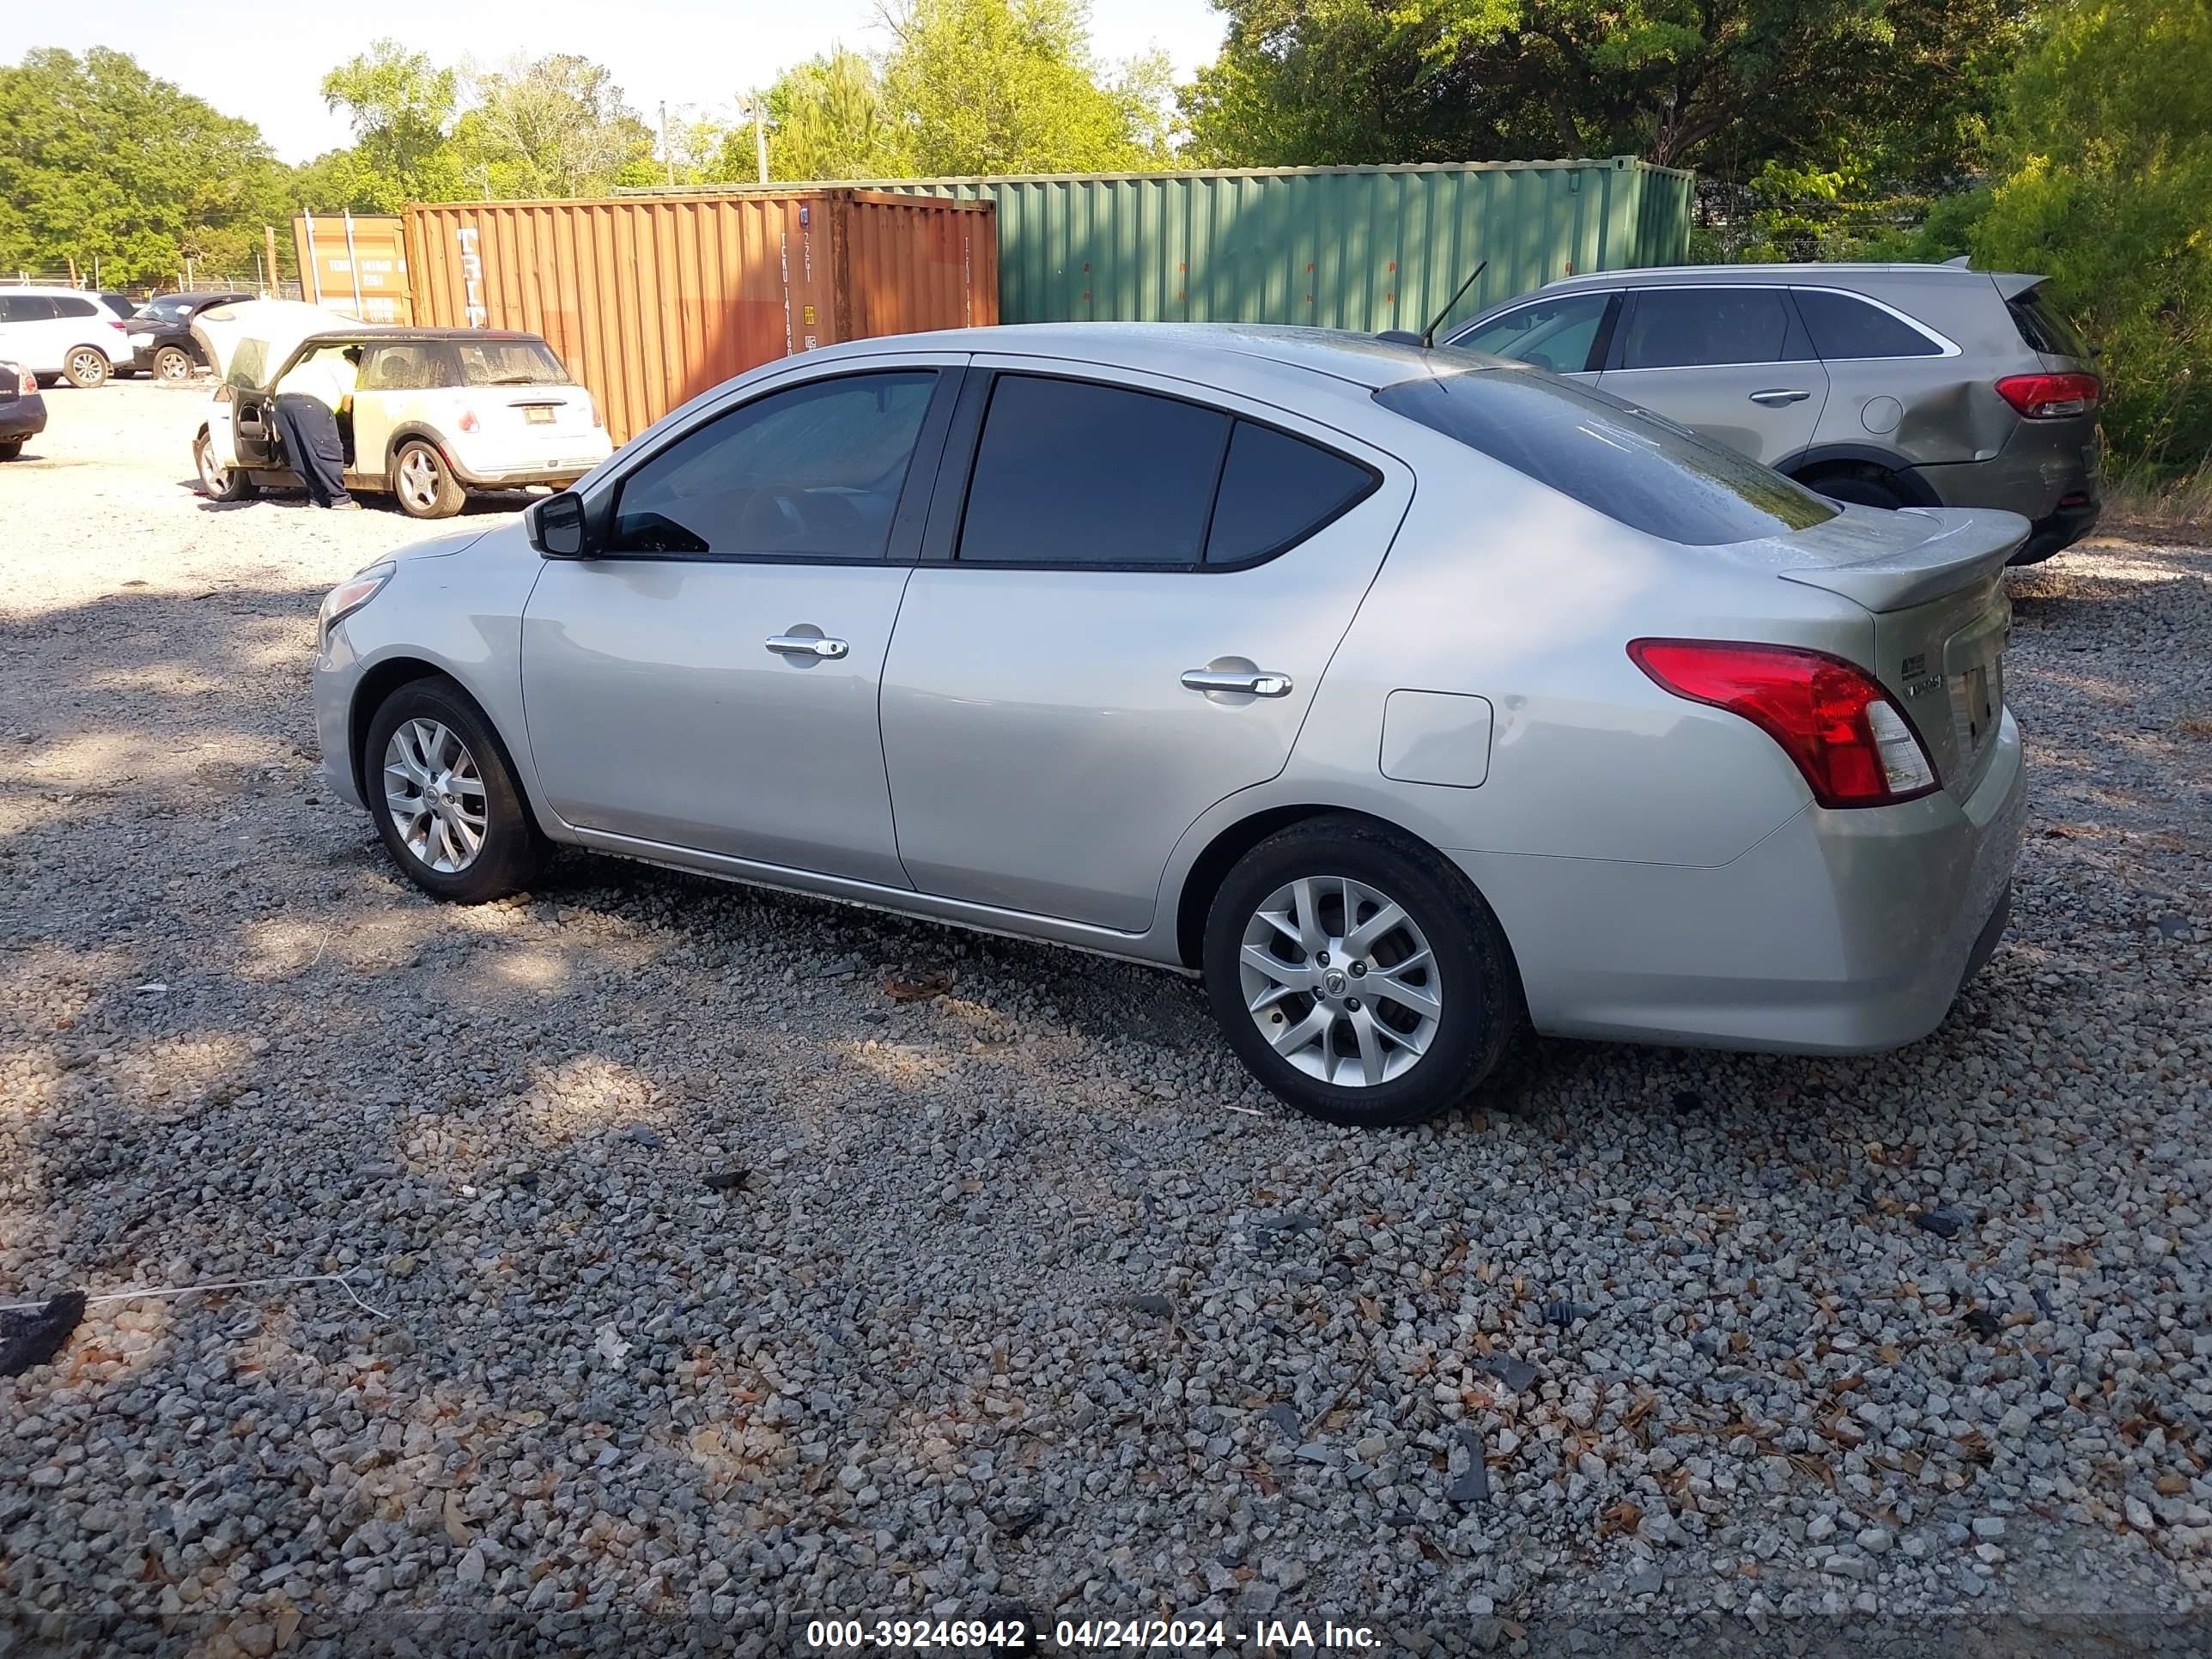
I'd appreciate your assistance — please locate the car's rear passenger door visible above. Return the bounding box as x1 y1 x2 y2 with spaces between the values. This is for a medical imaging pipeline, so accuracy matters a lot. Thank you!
521 359 963 886
1598 285 1829 465
878 362 1413 934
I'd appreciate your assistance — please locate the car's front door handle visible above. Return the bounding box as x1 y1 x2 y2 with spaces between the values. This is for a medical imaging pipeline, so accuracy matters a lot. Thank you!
766 633 849 659
1748 388 1812 406
1182 667 1293 698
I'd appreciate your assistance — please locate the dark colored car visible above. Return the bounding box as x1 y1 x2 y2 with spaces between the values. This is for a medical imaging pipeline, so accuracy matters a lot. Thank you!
0 361 48 459
125 290 257 382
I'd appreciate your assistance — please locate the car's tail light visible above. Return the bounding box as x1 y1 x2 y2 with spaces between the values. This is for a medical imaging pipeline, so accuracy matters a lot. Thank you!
457 407 481 434
15 368 32 396
1995 372 2100 419
106 320 127 335
1629 639 1940 808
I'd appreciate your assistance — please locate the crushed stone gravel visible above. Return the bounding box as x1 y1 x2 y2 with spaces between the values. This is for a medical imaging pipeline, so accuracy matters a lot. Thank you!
2 383 2209 1656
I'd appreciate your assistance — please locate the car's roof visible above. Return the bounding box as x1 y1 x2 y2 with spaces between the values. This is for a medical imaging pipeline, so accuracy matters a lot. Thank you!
817 322 1445 390
297 326 551 345
0 284 113 299
1519 262 2036 295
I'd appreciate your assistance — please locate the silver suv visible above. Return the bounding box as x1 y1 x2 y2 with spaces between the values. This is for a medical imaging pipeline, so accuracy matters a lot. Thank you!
1447 264 2102 562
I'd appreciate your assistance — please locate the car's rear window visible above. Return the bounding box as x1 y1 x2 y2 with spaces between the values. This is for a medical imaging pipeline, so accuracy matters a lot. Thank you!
2007 286 2091 359
454 339 569 386
1374 366 1837 546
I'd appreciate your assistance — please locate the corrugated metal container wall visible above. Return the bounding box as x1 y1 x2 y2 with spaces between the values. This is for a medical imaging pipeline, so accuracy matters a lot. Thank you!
665 158 1692 332
402 191 995 443
292 213 413 323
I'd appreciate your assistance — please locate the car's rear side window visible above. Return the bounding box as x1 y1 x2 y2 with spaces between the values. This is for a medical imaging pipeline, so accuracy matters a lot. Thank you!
455 338 568 386
1376 368 1836 546
1204 421 1377 564
53 296 98 319
2008 286 2092 359
958 375 1230 565
1619 288 1796 369
1794 289 1942 359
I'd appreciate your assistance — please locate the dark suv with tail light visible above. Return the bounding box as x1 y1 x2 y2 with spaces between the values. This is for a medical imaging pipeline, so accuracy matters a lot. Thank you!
1449 263 2101 562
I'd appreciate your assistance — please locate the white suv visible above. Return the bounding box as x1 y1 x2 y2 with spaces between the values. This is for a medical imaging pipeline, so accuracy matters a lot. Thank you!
190 302 611 518
0 287 129 387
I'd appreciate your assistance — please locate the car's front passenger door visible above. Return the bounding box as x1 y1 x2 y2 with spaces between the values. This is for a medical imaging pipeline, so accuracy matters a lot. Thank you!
520 362 962 886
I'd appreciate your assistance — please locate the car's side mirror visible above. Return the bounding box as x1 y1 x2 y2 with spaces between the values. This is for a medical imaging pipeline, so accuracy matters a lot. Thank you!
529 491 594 558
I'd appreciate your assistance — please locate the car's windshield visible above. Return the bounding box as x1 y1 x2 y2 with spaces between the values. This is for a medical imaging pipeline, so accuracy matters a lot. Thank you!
137 296 191 324
1375 363 1838 546
453 339 570 386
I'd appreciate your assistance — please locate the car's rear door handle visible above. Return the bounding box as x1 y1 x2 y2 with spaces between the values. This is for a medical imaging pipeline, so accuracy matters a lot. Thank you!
1182 667 1293 697
1748 388 1812 406
766 633 849 659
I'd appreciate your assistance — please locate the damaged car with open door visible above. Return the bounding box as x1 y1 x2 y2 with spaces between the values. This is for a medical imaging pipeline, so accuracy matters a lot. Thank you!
190 301 612 518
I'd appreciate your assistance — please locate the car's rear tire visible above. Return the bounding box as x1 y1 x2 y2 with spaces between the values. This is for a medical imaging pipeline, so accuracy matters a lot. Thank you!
392 439 465 520
0 439 23 462
1802 466 1906 510
63 348 110 389
1202 815 1520 1127
153 344 194 382
193 429 255 501
365 678 547 903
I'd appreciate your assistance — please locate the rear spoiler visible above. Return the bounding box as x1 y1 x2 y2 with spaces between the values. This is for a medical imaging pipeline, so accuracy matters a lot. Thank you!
1778 508 2027 611
1991 272 2046 301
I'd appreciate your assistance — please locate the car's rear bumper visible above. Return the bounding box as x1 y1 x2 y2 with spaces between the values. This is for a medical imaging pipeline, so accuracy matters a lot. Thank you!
1457 708 2027 1054
0 402 48 441
2010 493 2101 564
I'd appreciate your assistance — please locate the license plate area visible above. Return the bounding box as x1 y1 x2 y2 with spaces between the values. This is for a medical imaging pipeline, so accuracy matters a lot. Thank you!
1949 656 2002 763
523 405 557 425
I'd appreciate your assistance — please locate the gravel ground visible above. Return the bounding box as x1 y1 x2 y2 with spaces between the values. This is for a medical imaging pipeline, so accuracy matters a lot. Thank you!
2 381 2209 1657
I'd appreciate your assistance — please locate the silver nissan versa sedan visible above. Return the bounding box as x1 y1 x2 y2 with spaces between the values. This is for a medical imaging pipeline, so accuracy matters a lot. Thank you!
313 324 2027 1127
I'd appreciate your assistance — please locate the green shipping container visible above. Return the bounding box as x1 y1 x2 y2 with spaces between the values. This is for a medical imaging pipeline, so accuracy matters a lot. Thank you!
671 157 1692 333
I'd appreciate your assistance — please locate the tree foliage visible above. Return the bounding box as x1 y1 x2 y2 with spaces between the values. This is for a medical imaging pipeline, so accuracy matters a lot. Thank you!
454 55 656 199
751 48 905 183
318 40 462 210
1184 0 2027 182
0 48 291 283
1973 0 2212 473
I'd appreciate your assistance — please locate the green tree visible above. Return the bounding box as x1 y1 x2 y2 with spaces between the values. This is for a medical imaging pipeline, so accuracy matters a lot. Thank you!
319 40 462 208
1973 0 2212 473
878 0 1174 175
747 47 908 182
455 54 656 198
0 47 290 284
1185 0 2025 179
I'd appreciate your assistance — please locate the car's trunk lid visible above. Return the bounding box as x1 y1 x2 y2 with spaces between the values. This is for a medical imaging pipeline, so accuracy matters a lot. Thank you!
1765 505 2024 799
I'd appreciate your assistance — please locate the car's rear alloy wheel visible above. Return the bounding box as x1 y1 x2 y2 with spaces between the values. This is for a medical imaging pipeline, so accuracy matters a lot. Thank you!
153 345 194 381
1204 817 1519 1127
393 440 465 519
193 430 254 501
366 678 545 902
64 348 110 389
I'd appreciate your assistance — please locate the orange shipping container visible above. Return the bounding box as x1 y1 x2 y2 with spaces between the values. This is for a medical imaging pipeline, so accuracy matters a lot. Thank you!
402 191 997 443
292 213 414 324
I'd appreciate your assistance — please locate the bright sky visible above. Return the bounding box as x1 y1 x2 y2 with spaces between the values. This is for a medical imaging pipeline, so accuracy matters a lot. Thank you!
21 1 1230 164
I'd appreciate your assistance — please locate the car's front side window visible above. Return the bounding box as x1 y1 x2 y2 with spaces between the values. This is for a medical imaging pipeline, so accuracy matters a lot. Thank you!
1454 292 1613 374
609 370 939 559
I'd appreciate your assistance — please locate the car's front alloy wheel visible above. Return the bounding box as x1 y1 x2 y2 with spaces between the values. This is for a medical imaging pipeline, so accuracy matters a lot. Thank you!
1204 816 1519 1127
365 678 545 902
153 345 194 381
193 430 254 501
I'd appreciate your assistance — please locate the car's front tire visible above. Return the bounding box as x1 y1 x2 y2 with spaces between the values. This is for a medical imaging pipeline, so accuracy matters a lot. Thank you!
364 678 546 902
153 345 194 382
392 439 465 520
1202 816 1520 1127
63 348 110 389
193 429 255 501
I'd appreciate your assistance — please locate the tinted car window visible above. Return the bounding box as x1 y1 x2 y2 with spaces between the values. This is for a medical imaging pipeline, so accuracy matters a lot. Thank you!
1794 289 1941 359
958 375 1230 566
1454 292 1612 374
54 296 99 319
1620 288 1792 369
361 343 455 391
1205 422 1376 564
611 370 937 558
0 297 58 323
2008 287 2091 358
1376 367 1837 546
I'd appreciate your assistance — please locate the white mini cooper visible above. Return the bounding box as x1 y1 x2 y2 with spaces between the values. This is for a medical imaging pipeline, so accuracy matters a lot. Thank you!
190 301 611 518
